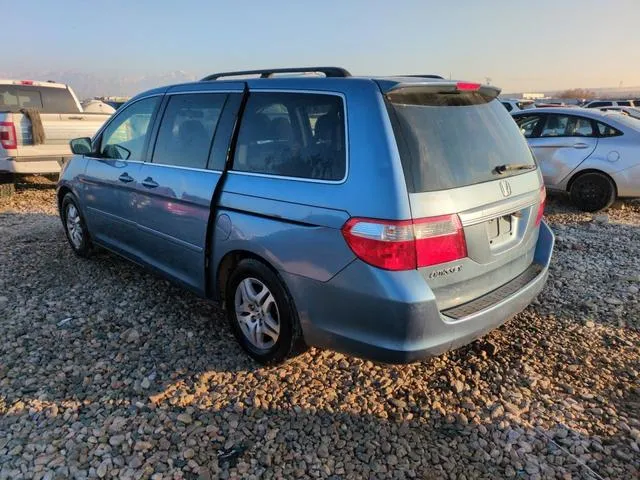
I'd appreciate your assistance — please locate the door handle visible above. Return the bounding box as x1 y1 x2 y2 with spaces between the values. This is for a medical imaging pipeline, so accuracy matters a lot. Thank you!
118 173 134 183
142 177 159 188
573 143 589 149
68 116 85 120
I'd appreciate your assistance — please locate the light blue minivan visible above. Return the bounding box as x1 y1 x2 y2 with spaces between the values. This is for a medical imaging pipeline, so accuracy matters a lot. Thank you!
58 67 554 364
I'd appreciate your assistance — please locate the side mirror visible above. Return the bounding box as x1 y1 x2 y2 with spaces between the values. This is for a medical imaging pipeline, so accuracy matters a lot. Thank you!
70 137 92 155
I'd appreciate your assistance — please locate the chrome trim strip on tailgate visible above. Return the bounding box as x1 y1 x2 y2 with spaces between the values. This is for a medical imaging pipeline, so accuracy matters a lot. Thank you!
458 192 538 226
408 170 540 219
441 263 543 320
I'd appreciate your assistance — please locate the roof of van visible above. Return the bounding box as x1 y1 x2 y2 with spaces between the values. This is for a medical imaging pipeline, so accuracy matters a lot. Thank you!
130 74 501 101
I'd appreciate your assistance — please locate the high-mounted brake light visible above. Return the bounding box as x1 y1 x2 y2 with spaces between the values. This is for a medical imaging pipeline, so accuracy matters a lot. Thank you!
456 82 481 91
0 122 17 149
18 80 34 85
535 185 546 226
342 214 468 271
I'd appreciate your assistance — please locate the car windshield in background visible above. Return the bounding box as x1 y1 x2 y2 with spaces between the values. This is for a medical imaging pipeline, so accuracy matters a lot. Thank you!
387 94 536 192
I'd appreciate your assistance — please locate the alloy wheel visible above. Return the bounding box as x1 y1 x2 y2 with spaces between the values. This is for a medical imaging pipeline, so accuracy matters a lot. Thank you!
234 277 280 350
65 203 83 249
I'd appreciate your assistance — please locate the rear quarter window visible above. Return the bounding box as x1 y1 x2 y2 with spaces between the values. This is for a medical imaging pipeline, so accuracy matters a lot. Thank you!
233 92 346 181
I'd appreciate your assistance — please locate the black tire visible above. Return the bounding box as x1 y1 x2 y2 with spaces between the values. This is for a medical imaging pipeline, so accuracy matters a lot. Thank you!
0 183 15 198
225 258 305 365
569 172 616 212
61 193 93 258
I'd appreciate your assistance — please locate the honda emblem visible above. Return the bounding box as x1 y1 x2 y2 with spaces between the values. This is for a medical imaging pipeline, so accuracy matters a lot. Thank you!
499 180 512 197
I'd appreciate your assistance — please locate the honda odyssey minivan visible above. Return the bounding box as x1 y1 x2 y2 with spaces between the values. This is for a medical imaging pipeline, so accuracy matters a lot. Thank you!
58 67 554 364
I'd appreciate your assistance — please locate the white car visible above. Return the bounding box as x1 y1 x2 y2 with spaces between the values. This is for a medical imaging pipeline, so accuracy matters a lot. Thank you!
513 107 640 211
500 98 536 112
583 99 638 109
0 79 113 196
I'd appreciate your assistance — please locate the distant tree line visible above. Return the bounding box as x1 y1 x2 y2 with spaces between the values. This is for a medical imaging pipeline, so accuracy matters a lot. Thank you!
556 88 597 99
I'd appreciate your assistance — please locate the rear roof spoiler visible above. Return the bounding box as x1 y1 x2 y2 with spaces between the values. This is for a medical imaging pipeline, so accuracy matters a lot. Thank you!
384 81 501 99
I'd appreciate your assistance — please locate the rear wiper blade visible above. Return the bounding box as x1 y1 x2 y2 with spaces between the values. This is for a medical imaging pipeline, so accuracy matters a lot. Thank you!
494 164 536 175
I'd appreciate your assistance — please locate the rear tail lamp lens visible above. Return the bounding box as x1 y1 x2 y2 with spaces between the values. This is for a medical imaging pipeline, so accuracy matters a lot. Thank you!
342 214 467 271
0 122 17 149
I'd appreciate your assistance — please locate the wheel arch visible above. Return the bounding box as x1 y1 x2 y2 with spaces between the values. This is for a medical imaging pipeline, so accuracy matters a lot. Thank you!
57 185 73 212
214 249 281 307
566 168 618 196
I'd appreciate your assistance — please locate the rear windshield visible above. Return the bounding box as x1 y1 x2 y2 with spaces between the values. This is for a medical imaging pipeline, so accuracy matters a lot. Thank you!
387 92 536 192
0 85 79 113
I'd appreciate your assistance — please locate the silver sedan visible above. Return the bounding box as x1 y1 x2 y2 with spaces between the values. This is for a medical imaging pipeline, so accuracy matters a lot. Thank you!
512 107 640 211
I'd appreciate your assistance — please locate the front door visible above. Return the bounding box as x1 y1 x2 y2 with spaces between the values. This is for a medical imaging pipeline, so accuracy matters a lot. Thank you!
134 91 242 293
83 96 160 255
526 113 598 187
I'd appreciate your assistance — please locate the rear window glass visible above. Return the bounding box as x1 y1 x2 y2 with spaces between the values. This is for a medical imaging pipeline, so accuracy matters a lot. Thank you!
0 85 79 113
387 93 536 192
0 86 43 110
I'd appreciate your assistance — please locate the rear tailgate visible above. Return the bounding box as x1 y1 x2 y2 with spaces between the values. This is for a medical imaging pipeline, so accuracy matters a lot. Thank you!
383 81 545 310
16 113 110 159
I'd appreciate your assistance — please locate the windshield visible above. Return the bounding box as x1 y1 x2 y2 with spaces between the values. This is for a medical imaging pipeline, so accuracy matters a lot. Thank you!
387 94 536 193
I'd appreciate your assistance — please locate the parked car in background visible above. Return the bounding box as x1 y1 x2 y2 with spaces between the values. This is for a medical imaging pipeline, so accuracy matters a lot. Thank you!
58 67 553 365
583 99 638 108
0 80 113 196
598 106 640 120
81 99 117 114
500 98 535 112
513 107 640 211
96 96 130 110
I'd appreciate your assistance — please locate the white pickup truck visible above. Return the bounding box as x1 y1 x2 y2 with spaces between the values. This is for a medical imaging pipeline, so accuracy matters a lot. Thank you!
0 79 114 196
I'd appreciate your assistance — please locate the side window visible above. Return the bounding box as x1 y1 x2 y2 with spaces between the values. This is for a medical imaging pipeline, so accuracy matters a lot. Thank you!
502 102 513 112
596 121 622 137
152 93 226 169
514 115 542 138
617 101 630 107
233 92 346 181
588 101 611 108
540 115 595 137
100 96 159 160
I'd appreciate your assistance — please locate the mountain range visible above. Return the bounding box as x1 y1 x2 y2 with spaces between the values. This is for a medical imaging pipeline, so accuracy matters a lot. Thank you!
0 70 200 99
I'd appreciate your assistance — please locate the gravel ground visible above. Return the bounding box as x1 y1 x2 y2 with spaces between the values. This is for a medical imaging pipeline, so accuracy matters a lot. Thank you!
1 182 639 480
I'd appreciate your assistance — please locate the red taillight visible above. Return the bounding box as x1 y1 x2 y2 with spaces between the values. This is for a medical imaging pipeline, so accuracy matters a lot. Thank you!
342 214 467 271
19 80 34 85
0 122 17 149
535 186 546 226
456 82 481 91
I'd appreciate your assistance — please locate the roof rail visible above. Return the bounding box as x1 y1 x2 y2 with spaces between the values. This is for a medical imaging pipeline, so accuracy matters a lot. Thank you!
201 67 351 81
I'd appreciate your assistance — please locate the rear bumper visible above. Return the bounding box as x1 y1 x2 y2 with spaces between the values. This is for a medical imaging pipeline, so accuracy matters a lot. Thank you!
0 156 67 174
285 221 554 363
